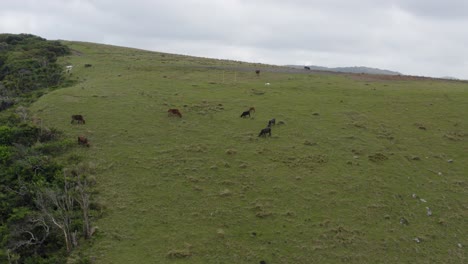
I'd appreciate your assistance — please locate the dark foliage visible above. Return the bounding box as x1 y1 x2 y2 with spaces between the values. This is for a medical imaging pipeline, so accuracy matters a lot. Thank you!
0 33 71 110
0 34 93 263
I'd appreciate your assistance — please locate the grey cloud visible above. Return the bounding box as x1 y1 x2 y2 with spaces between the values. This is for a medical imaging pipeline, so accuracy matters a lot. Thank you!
1 0 468 79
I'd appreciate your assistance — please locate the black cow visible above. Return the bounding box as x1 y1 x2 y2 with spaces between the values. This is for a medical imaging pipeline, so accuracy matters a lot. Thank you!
240 111 250 118
258 127 271 137
71 115 85 124
267 118 276 127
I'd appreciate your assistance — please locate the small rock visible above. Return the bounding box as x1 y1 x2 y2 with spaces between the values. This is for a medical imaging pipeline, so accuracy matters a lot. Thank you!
411 193 418 199
420 198 427 203
217 229 225 238
414 237 421 243
426 207 432 216
448 159 454 163
438 172 443 176
400 217 409 225
458 243 463 248
225 149 237 155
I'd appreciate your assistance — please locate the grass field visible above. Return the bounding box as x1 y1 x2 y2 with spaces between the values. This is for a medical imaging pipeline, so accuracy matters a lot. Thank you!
30 41 467 263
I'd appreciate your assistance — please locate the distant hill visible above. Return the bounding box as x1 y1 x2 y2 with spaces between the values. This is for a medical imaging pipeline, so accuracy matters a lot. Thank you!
287 65 401 75
441 76 460 81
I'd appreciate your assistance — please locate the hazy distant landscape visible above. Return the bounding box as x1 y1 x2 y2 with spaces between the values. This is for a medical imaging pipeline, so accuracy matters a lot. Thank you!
287 65 401 75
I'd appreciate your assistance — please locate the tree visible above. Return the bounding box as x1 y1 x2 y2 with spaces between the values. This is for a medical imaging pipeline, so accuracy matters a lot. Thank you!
65 163 97 239
35 181 75 253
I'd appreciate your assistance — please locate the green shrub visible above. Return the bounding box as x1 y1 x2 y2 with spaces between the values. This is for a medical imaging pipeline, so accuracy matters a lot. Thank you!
0 145 11 164
0 126 13 145
33 139 74 155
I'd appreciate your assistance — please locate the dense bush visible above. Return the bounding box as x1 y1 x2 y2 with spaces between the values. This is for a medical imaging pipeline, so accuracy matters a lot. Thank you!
0 34 94 263
0 33 71 109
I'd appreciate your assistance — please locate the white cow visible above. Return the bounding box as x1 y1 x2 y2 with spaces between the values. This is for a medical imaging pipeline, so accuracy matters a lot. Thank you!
65 65 73 73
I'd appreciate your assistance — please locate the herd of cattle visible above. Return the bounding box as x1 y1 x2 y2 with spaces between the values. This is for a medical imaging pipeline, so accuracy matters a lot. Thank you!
168 105 276 138
72 106 275 148
72 69 280 146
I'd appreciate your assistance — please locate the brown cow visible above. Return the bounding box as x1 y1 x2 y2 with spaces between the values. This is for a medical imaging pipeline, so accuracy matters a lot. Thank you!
71 115 85 124
255 70 260 76
167 109 182 118
78 136 90 147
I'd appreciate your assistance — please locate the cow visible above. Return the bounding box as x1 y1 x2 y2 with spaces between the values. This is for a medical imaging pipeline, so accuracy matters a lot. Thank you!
255 70 260 76
240 111 250 118
264 83 270 86
167 108 182 118
267 118 276 127
78 136 90 147
258 127 272 137
84 64 92 68
65 65 73 73
71 115 85 124
304 66 311 70
240 107 255 118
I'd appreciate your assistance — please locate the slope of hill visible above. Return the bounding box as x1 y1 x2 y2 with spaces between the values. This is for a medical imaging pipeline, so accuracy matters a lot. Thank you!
288 65 401 75
30 41 467 263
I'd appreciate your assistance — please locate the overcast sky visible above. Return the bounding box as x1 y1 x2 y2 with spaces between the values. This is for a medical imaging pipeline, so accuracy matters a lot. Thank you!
2 0 468 79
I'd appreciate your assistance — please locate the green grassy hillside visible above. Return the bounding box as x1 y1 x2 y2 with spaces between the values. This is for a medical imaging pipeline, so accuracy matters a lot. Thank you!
30 42 467 263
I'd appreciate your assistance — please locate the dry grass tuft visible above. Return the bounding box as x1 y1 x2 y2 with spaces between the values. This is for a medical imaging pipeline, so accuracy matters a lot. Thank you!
167 249 192 258
219 189 232 197
368 153 388 162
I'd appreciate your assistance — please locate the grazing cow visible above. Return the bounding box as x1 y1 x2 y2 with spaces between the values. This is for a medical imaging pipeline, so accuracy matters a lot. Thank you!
304 66 311 70
255 70 260 76
167 108 182 118
78 136 90 147
264 83 270 86
240 107 255 118
65 65 73 73
71 115 85 124
258 127 272 137
240 111 250 118
84 64 92 68
267 118 276 127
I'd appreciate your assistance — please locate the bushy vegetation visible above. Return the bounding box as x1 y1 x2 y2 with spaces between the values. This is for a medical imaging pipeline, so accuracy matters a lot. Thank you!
0 33 71 111
0 34 96 263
